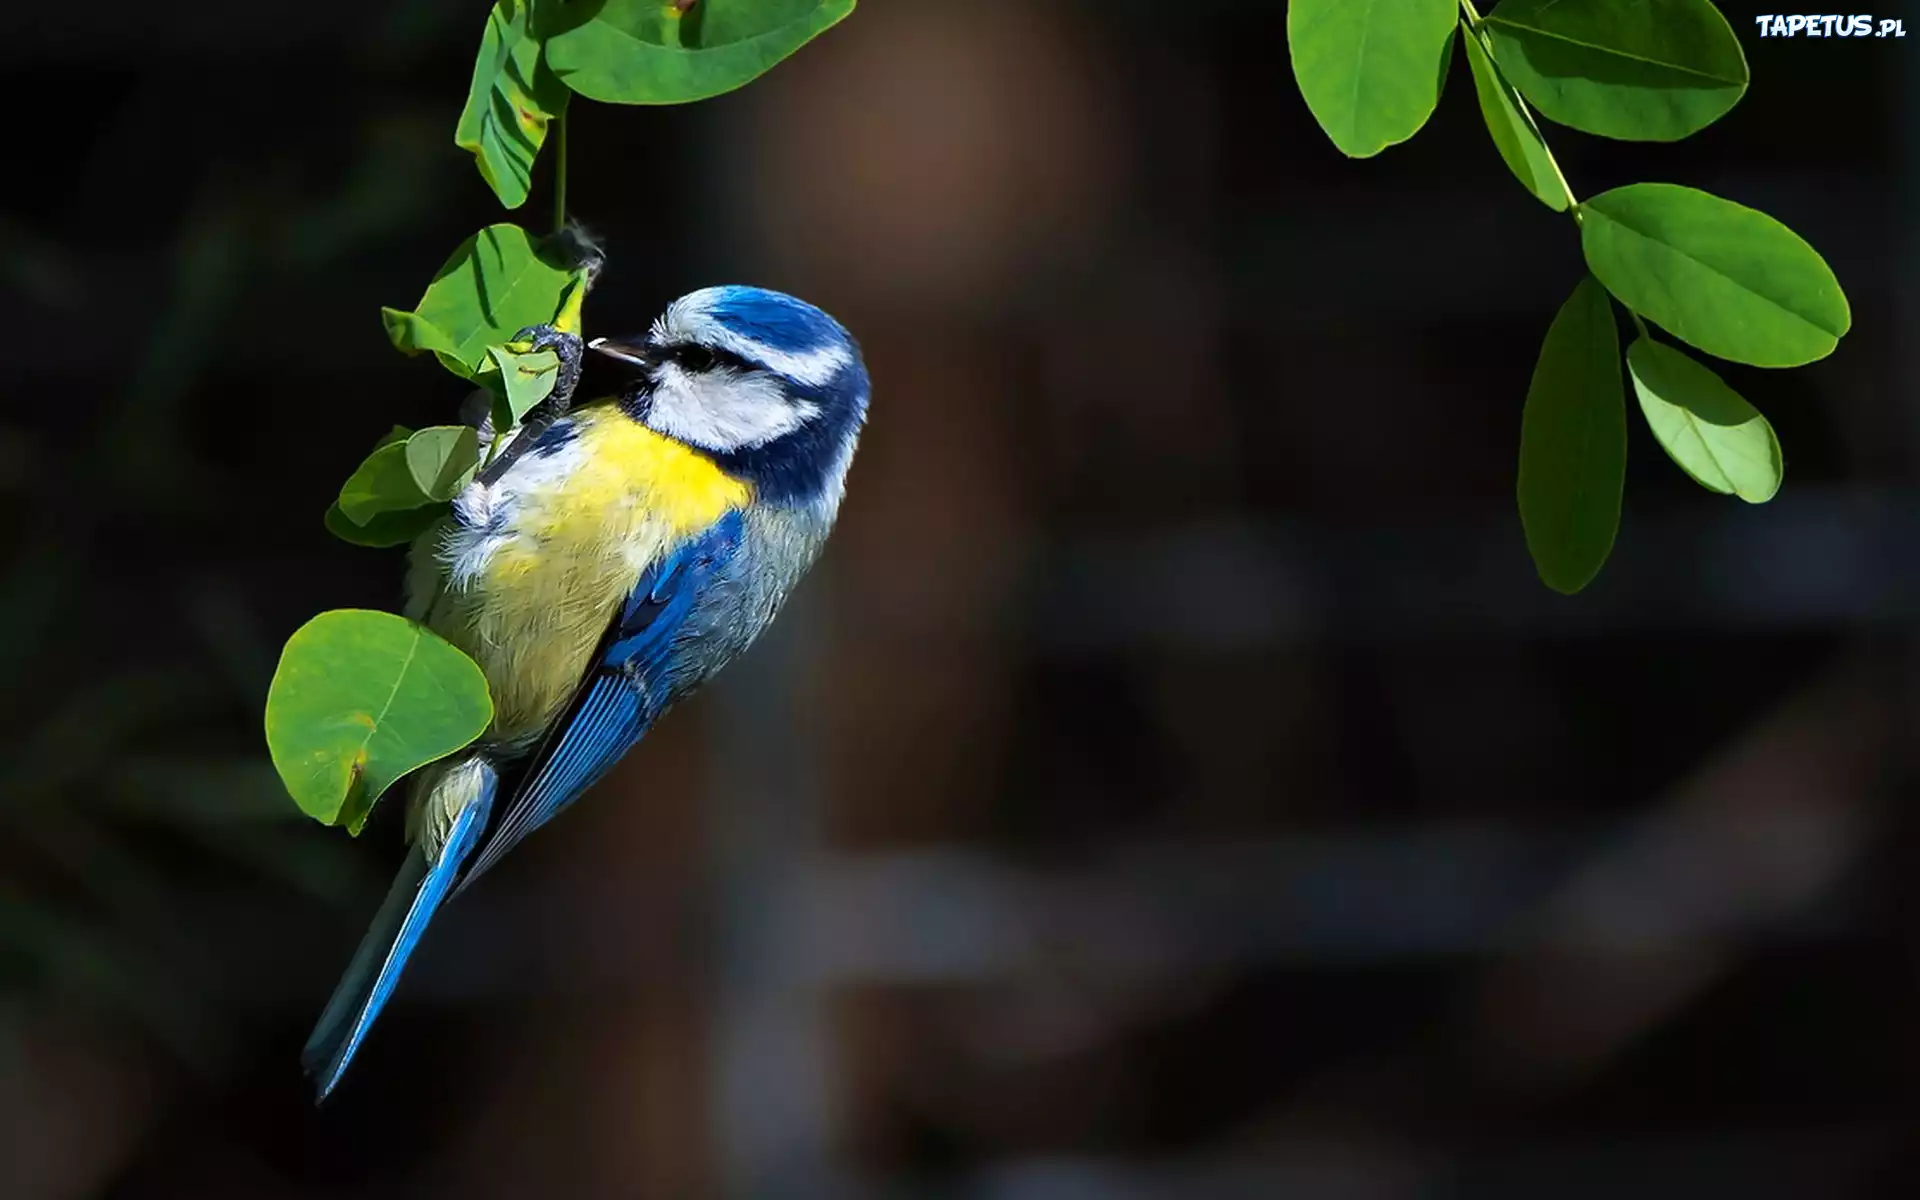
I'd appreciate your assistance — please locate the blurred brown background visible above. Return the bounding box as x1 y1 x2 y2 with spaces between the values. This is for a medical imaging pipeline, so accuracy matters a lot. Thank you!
4 1 1919 1197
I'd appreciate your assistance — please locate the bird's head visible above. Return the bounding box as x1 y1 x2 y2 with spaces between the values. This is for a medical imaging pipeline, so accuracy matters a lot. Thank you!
591 286 869 511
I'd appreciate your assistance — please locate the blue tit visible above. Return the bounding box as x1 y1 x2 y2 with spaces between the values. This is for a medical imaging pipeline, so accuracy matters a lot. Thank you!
302 285 869 1101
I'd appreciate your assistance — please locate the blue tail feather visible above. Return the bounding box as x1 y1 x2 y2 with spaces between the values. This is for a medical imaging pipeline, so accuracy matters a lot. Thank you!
302 762 496 1103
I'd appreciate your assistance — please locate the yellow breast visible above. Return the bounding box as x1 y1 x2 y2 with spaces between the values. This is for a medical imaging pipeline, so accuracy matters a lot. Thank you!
423 404 750 745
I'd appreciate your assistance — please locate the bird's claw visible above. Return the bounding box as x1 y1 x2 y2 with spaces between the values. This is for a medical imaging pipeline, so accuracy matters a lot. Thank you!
513 323 582 358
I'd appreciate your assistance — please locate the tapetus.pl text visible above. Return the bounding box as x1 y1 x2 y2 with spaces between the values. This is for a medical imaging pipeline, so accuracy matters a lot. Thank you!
1753 15 1905 37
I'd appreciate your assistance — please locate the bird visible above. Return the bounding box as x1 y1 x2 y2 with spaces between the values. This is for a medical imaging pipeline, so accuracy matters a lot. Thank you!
301 284 869 1101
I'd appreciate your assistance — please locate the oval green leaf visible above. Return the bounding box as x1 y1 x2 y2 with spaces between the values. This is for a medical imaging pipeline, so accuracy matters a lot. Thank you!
324 502 445 549
1483 0 1747 142
547 0 856 106
1518 275 1626 595
1462 22 1570 211
456 0 571 209
338 443 433 525
1580 184 1850 368
404 425 482 501
1627 338 1781 502
265 610 492 832
381 224 579 378
1288 0 1459 158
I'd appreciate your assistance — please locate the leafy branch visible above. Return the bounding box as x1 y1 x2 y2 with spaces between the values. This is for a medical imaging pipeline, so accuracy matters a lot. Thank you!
265 0 857 831
1289 0 1848 593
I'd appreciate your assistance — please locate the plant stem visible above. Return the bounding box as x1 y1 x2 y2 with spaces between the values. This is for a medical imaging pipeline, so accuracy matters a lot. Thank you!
1544 138 1581 224
1628 310 1651 341
1459 0 1580 219
553 107 569 235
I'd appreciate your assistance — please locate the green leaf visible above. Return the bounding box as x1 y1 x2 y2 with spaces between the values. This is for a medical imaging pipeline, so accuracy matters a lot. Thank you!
1518 275 1626 595
1461 22 1569 211
1580 184 1850 368
379 308 464 373
1483 0 1747 141
327 427 444 548
552 270 590 336
547 0 856 105
404 425 482 501
1627 338 1782 502
484 346 561 427
337 443 432 525
1287 0 1458 158
382 224 579 378
264 610 492 831
455 0 571 209
324 503 444 549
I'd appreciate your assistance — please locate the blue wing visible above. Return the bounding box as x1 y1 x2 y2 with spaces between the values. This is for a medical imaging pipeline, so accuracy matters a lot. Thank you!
455 512 745 889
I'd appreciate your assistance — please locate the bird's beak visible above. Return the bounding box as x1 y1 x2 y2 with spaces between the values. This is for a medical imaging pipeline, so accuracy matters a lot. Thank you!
588 336 653 369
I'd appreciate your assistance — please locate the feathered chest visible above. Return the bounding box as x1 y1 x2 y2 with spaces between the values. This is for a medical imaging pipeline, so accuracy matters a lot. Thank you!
410 404 751 745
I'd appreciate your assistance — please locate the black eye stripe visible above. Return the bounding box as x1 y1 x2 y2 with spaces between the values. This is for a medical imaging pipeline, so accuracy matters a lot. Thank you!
663 342 755 374
672 345 716 372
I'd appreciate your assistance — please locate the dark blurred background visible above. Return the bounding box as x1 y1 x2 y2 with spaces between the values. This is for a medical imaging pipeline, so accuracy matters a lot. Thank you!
6 1 1919 1196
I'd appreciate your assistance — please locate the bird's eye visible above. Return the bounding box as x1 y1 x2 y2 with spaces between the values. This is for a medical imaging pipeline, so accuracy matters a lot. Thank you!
673 345 718 372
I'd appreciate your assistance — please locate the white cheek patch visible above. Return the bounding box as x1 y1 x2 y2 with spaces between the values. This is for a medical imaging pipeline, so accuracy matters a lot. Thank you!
647 363 820 452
